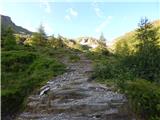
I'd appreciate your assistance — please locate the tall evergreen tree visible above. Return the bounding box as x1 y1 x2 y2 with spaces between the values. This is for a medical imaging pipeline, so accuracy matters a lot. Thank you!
134 18 160 81
38 24 47 39
31 24 47 46
99 32 106 42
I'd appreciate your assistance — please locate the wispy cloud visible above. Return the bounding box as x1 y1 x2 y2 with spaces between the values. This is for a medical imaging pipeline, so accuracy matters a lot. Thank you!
39 0 51 14
68 8 78 16
64 8 78 21
96 16 112 33
92 2 104 18
64 15 71 21
95 8 103 18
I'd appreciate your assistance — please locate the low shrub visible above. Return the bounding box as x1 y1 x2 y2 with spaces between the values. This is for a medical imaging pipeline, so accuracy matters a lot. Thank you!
93 62 117 79
1 48 66 119
92 56 133 80
92 54 159 120
2 51 37 72
124 80 160 119
93 46 109 56
69 54 80 62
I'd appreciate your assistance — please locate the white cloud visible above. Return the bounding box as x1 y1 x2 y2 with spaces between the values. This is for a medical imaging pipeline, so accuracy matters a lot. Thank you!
95 7 104 18
64 8 78 21
96 16 112 33
69 8 78 16
65 15 71 21
92 2 104 18
39 0 51 13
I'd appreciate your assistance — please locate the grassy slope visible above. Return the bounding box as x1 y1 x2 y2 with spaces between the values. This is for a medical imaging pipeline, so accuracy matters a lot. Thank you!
1 45 81 119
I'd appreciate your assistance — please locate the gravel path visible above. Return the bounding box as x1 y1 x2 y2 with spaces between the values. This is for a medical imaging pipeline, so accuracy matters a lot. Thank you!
17 53 135 120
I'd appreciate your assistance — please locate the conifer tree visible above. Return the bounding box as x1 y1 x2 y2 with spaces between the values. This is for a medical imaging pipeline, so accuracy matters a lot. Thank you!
31 24 47 46
99 32 106 42
135 18 160 81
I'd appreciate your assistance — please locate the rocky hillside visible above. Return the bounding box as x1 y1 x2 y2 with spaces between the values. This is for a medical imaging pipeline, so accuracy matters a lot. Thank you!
1 14 32 35
77 37 106 48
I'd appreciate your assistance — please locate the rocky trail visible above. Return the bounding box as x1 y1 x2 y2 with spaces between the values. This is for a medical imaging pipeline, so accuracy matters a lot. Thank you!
17 53 135 120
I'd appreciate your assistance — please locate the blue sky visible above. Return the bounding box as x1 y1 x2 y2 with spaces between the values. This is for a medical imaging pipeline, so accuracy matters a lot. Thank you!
0 1 160 41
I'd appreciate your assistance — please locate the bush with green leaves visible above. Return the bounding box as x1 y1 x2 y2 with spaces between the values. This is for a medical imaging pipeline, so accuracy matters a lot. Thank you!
47 35 65 48
93 46 109 56
92 54 160 120
93 60 117 79
69 54 80 62
71 43 91 52
2 51 37 72
92 18 160 120
1 27 16 50
30 24 47 46
124 80 160 120
114 18 160 82
1 47 66 119
133 18 160 81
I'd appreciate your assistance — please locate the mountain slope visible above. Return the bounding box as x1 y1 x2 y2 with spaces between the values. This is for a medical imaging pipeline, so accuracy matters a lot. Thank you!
112 20 160 54
1 14 32 35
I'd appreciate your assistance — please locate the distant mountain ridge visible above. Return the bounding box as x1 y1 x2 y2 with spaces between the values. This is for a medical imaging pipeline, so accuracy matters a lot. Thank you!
77 37 106 48
1 14 32 35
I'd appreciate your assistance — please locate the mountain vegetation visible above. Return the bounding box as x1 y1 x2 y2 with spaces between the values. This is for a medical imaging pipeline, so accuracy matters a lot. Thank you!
1 15 160 120
113 19 160 56
1 22 88 119
92 18 160 120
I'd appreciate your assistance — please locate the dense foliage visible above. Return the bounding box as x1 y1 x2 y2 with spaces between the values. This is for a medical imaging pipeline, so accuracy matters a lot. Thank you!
1 26 70 119
93 19 160 120
1 27 17 50
48 35 65 48
1 48 67 118
124 80 160 120
113 20 160 56
2 18 160 120
133 18 160 81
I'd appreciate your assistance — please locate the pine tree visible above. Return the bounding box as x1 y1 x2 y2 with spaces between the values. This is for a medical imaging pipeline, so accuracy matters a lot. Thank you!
31 24 47 46
99 32 106 42
135 18 160 81
38 24 47 40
